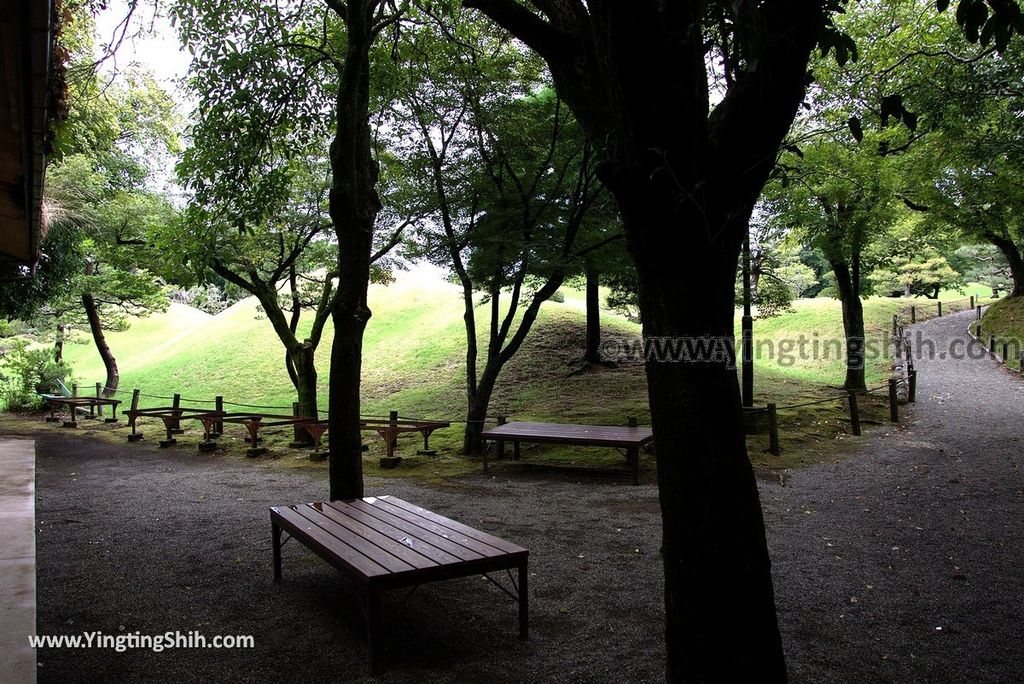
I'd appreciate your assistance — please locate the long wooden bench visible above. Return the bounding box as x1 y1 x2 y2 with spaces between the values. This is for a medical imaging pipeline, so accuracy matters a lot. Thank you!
270 496 528 674
296 414 451 461
43 395 121 427
479 420 654 484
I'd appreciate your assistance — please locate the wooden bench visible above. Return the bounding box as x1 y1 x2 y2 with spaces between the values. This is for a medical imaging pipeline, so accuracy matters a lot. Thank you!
43 396 121 427
480 420 654 484
125 406 220 446
270 496 528 674
295 413 451 462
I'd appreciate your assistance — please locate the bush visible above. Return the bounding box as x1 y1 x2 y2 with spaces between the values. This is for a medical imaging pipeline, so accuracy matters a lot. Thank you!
0 340 74 411
550 289 566 304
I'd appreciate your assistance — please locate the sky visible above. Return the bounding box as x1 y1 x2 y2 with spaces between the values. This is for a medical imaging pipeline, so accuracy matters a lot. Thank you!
93 0 192 103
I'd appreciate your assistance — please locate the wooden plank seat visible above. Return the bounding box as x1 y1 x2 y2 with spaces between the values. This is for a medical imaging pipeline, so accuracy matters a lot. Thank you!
294 416 452 461
479 420 655 485
210 413 314 457
125 406 219 447
270 496 528 674
43 396 121 427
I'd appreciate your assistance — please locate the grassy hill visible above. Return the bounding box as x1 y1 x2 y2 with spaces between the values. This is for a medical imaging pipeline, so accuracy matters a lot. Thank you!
980 295 1024 366
21 271 997 471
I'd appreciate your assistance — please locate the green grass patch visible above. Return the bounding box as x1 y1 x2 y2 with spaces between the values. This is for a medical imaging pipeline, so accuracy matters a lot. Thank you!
980 295 1024 366
12 271 942 475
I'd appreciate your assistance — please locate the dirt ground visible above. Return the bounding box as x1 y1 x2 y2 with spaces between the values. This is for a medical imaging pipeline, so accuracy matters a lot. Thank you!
12 310 1024 682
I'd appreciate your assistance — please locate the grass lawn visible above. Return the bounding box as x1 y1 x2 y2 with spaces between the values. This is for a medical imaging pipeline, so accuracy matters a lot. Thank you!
980 295 1024 367
11 271 994 476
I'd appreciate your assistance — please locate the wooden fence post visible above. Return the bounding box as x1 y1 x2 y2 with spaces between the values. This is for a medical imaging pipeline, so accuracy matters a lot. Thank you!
1002 342 1009 363
937 301 943 317
387 410 399 459
213 395 223 437
989 335 997 354
94 382 103 418
970 295 975 310
170 393 182 433
847 391 861 436
72 383 78 397
767 403 780 455
908 369 917 403
128 389 143 442
888 379 899 423
910 306 916 323
976 324 982 339
892 315 898 337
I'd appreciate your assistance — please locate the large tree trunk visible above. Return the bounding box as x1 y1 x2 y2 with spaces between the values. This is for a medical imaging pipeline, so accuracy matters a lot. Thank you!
584 259 601 363
617 190 786 682
460 2 825 678
82 293 118 397
987 233 1024 297
326 1 381 501
829 256 868 392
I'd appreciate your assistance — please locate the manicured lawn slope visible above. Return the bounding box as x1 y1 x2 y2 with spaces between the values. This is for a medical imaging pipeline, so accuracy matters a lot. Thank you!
980 295 1024 364
51 271 991 469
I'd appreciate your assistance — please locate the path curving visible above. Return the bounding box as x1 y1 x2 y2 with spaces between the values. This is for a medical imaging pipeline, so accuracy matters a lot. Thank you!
765 309 1024 681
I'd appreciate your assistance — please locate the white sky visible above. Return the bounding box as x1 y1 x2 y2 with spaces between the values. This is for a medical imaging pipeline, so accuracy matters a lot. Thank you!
93 0 191 103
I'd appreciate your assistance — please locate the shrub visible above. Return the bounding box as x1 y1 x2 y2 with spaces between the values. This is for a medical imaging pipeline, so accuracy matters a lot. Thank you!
0 340 74 411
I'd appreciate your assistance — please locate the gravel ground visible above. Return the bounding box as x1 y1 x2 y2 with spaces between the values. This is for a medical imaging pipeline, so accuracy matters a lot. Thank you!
26 310 1024 682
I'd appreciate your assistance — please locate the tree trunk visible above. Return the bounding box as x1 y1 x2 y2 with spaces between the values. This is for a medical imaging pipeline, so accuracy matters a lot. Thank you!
289 342 319 420
82 293 118 397
584 260 601 363
618 194 786 682
326 1 381 502
462 362 500 455
829 257 867 392
987 234 1024 297
53 324 67 363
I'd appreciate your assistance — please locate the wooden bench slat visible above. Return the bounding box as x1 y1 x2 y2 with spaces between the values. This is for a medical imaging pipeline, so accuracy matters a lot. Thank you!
312 502 445 570
368 497 523 558
321 501 465 566
272 505 393 578
344 499 488 562
289 504 416 575
381 496 527 555
480 421 653 448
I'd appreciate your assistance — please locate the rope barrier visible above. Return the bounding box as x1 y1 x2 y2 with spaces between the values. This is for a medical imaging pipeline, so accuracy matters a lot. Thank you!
774 380 897 411
220 400 294 411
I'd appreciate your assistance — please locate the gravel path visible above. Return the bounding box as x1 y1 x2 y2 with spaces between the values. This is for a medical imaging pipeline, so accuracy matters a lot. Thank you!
767 310 1024 682
25 309 1024 682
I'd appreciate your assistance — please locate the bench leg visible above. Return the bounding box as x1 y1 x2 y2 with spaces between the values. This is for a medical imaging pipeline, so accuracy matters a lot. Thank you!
628 447 639 485
518 562 529 640
367 590 384 675
272 522 282 582
513 441 521 461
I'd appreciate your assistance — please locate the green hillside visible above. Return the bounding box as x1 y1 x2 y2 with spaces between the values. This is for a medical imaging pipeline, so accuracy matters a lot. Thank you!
35 271 996 469
980 295 1024 365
